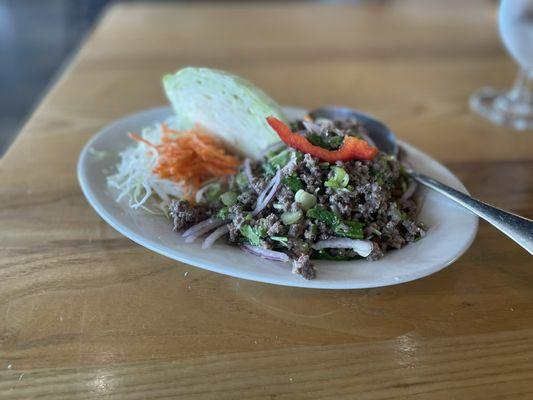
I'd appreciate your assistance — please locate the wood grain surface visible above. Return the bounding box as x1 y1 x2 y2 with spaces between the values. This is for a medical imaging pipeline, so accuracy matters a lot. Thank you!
1 1 532 399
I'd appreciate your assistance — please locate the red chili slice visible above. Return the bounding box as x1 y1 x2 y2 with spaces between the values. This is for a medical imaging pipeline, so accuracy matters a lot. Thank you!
266 116 378 162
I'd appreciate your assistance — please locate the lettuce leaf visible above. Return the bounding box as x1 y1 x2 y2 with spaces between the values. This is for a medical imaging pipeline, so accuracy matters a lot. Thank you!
163 67 289 160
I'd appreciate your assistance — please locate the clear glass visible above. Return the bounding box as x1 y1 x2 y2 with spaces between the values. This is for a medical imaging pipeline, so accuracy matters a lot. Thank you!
470 0 533 130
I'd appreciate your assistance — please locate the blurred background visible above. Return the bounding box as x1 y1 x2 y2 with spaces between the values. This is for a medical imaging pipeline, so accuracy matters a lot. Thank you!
0 0 507 157
0 0 350 157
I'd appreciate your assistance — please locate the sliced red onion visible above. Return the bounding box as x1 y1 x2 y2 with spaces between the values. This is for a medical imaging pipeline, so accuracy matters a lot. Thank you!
258 141 285 158
182 217 228 238
201 224 230 249
255 170 276 206
253 169 281 215
182 217 215 237
244 158 259 194
401 180 418 201
313 238 373 257
241 243 290 263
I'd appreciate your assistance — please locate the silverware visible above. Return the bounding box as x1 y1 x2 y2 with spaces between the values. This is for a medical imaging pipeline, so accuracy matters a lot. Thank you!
310 107 533 255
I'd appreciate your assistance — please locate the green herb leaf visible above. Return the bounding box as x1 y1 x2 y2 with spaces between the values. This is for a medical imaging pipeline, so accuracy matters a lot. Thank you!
334 220 364 239
262 162 277 176
307 206 364 239
282 175 304 192
307 134 344 150
216 207 229 220
306 206 342 227
239 224 266 246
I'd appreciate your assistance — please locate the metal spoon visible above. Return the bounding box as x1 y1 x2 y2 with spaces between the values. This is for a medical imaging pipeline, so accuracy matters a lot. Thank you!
310 106 533 255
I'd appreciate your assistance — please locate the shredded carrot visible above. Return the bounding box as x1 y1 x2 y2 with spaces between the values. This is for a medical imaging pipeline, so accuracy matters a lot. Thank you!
129 124 240 200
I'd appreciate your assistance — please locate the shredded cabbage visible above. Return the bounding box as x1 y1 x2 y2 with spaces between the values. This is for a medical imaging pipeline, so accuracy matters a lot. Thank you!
106 118 185 213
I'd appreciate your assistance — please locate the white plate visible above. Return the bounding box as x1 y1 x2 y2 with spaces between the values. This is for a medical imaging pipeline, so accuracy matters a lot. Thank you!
78 106 478 289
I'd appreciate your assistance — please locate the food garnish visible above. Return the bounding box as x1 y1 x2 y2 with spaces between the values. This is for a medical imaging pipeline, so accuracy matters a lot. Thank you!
129 123 239 199
266 116 378 162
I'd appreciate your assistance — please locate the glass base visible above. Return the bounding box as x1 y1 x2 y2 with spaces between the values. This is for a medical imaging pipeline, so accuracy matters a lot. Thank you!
470 87 533 131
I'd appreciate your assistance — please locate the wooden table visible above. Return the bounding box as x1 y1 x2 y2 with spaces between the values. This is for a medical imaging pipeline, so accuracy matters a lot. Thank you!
1 1 532 398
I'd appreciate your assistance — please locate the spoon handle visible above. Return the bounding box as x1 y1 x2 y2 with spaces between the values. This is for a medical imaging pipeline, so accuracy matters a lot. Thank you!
411 172 533 255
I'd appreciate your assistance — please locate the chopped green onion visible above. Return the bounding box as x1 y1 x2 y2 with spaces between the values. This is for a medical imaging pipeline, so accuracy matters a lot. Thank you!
236 172 248 188
294 189 317 210
271 236 289 247
205 182 223 202
281 210 303 225
325 166 349 189
382 154 396 162
220 191 238 206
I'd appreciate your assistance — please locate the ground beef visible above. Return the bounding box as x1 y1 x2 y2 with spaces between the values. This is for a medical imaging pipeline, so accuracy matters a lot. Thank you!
229 204 247 229
281 155 299 178
228 223 239 242
327 188 357 219
303 221 318 242
381 220 406 250
402 220 427 242
288 221 306 238
170 116 426 280
237 189 256 208
367 241 385 261
251 177 268 194
291 254 316 280
274 186 294 212
169 200 207 231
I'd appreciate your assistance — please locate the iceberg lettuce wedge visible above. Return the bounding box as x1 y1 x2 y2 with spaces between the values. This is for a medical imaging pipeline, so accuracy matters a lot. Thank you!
163 67 288 160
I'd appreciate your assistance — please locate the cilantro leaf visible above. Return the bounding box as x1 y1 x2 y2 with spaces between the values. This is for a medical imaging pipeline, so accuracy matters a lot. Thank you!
282 175 304 192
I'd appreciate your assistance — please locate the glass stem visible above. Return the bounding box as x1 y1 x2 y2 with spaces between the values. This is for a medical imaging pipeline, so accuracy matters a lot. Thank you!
508 67 533 105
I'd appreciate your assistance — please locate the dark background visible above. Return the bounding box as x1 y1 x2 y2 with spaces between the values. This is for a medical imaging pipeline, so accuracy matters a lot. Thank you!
0 0 110 156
